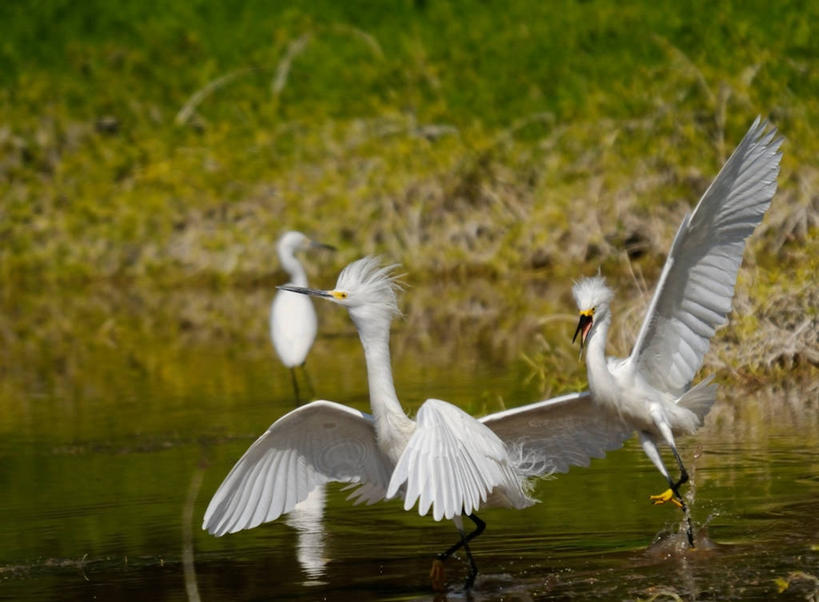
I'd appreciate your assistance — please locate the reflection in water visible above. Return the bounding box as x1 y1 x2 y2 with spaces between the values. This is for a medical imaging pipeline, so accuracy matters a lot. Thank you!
284 485 328 583
182 464 205 602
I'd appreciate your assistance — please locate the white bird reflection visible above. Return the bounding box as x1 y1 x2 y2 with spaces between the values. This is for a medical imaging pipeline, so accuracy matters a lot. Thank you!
284 485 328 583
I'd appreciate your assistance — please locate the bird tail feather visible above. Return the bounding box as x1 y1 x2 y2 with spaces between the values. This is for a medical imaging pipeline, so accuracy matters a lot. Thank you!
677 376 718 425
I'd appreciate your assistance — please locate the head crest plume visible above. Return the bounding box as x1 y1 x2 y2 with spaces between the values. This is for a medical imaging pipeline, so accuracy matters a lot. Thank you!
572 275 613 311
336 256 404 317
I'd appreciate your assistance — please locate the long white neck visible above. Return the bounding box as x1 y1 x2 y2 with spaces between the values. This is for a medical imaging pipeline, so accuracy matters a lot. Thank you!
279 250 308 286
585 312 616 402
352 312 413 458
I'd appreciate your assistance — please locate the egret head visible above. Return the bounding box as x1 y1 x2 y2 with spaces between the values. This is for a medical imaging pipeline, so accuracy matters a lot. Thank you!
571 275 613 349
279 256 402 326
277 230 335 261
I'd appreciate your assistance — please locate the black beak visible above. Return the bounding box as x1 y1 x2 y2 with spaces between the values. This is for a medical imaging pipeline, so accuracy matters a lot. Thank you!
573 314 594 348
277 285 332 298
310 241 336 251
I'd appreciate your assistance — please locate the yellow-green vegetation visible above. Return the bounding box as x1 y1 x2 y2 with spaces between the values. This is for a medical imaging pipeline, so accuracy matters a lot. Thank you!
1 0 816 396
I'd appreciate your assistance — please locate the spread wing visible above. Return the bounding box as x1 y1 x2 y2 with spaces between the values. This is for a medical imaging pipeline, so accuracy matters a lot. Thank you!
386 399 520 521
628 117 783 396
203 400 392 536
480 391 633 474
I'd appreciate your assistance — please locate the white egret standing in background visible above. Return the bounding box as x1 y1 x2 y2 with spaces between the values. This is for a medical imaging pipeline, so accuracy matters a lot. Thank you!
204 257 632 591
572 117 782 546
270 230 334 401
271 231 334 580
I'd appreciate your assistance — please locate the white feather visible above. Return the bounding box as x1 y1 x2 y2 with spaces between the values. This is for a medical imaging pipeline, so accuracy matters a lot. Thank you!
202 400 392 536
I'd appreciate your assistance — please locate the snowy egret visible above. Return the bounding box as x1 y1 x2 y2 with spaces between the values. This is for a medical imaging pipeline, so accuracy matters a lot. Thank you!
204 257 632 590
270 230 334 401
572 117 782 545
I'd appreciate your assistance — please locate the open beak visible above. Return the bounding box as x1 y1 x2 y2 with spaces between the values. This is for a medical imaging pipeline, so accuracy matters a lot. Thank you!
572 313 594 350
277 285 332 298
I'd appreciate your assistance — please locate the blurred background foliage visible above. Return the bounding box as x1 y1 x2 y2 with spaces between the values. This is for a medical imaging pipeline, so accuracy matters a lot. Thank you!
1 0 816 398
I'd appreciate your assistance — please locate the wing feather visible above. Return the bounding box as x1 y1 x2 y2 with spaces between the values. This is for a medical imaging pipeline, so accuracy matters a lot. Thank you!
387 399 522 521
266 451 286 519
203 400 392 536
480 391 633 474
628 118 782 395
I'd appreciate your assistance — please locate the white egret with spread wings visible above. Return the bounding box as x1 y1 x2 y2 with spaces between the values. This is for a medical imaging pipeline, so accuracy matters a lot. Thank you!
571 117 782 545
204 257 631 590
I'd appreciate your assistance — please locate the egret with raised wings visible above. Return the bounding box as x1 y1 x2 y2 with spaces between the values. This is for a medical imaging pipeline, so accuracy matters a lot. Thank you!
571 118 782 545
270 230 334 401
204 257 632 590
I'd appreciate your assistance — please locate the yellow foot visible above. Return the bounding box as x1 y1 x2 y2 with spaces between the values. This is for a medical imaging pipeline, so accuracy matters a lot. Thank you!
649 488 683 509
430 558 446 592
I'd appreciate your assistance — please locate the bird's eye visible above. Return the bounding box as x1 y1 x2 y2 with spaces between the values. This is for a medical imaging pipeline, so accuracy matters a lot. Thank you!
332 290 348 300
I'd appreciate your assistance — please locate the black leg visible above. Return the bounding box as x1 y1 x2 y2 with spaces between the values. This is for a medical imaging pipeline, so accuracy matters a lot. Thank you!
301 361 316 399
669 446 695 547
670 445 689 491
461 538 479 590
438 514 485 561
290 368 301 403
432 514 485 591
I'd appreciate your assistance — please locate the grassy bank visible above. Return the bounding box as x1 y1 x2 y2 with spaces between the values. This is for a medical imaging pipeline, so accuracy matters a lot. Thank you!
1 0 816 391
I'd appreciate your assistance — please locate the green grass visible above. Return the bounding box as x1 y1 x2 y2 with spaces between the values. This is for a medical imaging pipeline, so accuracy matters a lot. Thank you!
1 0 817 390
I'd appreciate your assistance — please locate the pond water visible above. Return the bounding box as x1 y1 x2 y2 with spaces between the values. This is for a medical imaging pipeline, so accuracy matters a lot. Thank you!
0 288 816 601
